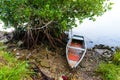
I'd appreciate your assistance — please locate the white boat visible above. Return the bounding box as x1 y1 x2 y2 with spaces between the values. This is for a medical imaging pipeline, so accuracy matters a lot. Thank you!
66 35 87 68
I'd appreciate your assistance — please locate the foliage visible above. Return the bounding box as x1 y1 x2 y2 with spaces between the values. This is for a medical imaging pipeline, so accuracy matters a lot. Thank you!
0 0 113 30
97 62 120 80
0 0 113 48
113 50 120 66
97 51 120 80
0 44 31 80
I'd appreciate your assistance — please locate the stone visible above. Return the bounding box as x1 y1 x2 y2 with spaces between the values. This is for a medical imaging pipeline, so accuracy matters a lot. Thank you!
4 32 13 41
93 44 113 50
94 49 105 55
17 40 23 47
16 52 20 56
0 31 4 38
16 52 21 59
0 31 13 43
102 52 112 58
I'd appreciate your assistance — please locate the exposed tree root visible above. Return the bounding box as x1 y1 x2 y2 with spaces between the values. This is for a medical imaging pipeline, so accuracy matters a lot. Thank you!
12 18 68 49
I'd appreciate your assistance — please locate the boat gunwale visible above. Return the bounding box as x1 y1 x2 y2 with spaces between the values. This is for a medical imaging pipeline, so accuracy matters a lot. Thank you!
66 35 87 68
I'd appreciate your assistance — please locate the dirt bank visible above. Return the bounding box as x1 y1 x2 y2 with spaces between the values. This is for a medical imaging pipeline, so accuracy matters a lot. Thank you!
6 43 114 80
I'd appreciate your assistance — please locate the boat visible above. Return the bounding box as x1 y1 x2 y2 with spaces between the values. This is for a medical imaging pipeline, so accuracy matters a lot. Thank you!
66 35 87 68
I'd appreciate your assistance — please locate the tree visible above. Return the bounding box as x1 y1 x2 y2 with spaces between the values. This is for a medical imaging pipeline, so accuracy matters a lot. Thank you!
0 0 113 48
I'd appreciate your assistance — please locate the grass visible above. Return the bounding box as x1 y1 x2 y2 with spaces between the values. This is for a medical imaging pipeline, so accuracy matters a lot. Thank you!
113 51 120 66
97 62 120 80
97 50 120 80
0 42 32 80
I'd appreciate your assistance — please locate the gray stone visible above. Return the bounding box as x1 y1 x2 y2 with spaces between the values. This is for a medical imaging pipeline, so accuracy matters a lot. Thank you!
94 49 105 55
17 40 23 47
93 44 112 50
102 52 112 58
0 31 13 43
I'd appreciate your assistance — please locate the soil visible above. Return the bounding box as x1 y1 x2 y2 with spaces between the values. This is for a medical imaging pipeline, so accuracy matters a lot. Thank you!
6 43 104 80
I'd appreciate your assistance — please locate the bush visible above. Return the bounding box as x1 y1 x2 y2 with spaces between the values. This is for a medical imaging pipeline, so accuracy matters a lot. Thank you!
97 51 120 80
113 51 120 66
0 44 31 80
97 62 120 80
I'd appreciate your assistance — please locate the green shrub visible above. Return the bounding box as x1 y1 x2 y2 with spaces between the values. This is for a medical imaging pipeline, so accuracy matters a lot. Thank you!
0 46 31 80
97 62 120 80
0 61 29 80
97 51 120 80
113 51 120 66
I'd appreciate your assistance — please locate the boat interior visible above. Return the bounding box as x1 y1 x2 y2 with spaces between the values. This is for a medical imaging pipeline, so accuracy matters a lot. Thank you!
67 39 85 61
70 39 84 48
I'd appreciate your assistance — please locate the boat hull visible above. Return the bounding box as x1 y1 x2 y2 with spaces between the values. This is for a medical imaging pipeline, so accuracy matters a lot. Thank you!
66 35 86 68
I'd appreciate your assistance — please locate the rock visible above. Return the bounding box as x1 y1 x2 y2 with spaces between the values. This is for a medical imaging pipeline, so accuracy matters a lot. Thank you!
94 49 113 58
4 32 13 41
17 40 23 47
102 51 112 58
40 60 50 68
0 31 13 43
93 44 115 61
93 44 104 49
16 52 20 56
16 52 20 59
0 35 8 43
93 44 115 54
93 44 112 50
94 49 105 55
0 31 4 38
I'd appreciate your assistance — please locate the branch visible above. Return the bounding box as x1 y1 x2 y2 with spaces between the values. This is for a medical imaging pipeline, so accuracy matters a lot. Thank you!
31 20 53 30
